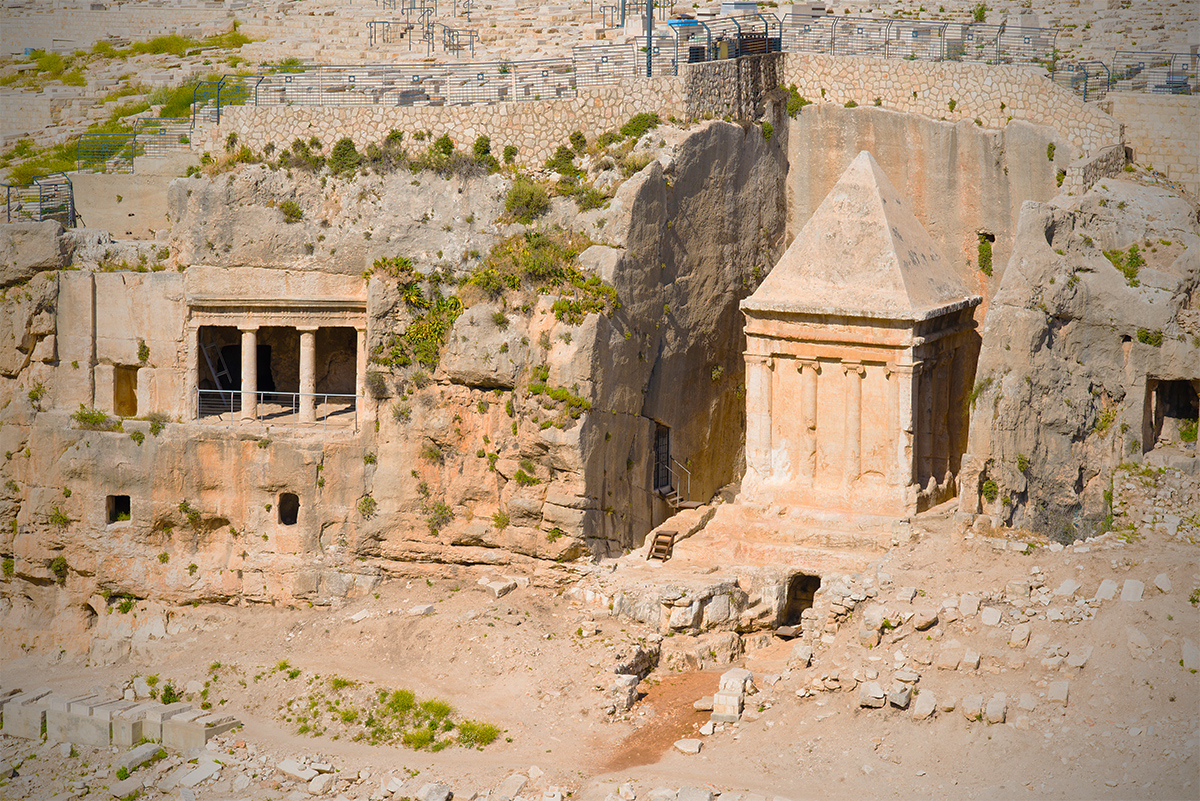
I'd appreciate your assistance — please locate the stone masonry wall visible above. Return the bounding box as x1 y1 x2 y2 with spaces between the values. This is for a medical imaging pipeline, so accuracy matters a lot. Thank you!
1099 92 1200 198
1062 144 1126 199
204 78 685 168
682 53 784 121
781 52 1124 157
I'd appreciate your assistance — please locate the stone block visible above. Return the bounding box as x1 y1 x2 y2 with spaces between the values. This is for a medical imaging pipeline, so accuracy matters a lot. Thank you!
1120 579 1144 602
710 689 742 722
1008 623 1031 648
985 693 1007 724
911 691 936 720
858 681 885 708
179 757 221 788
46 709 111 747
674 738 703 754
140 702 192 741
162 712 238 752
958 595 980 616
1048 681 1069 707
116 742 163 774
108 775 142 798
1094 579 1119 600
980 607 1001 626
912 608 938 631
888 685 912 709
495 772 528 801
415 782 451 801
310 773 338 795
789 643 813 667
0 689 51 738
960 694 983 721
718 668 753 693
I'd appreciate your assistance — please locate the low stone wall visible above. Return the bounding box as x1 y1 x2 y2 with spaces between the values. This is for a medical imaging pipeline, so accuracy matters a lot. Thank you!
682 53 785 121
781 52 1124 157
204 77 685 168
1100 92 1200 197
1062 144 1126 198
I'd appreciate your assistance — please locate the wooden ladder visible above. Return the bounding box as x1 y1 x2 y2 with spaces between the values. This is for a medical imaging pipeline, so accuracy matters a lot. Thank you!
647 530 676 562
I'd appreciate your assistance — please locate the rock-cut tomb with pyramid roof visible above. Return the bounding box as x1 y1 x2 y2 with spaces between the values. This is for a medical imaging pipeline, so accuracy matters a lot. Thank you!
740 150 982 520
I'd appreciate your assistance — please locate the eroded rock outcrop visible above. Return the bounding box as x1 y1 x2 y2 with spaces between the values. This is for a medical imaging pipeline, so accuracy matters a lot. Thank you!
961 179 1200 539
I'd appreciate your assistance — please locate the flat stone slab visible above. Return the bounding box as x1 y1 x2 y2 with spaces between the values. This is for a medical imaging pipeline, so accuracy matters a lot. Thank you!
1120 579 1144 602
278 758 320 782
674 738 703 754
116 742 163 773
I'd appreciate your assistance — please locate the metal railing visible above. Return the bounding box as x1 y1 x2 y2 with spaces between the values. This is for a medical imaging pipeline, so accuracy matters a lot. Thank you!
76 118 194 174
1052 50 1198 101
196 389 361 431
782 16 1059 67
2 173 75 227
667 456 691 503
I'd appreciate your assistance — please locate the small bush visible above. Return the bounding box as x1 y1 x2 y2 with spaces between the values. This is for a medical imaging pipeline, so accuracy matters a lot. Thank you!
1046 142 1056 162
421 443 443 463
505 178 549 224
981 480 999 503
279 200 303 223
1181 418 1198 443
427 502 454 534
72 405 122 431
514 469 540 487
492 510 509 530
620 112 660 140
159 682 180 705
129 430 145 445
569 130 587 153
328 137 362 175
49 555 68 584
503 144 517 164
1137 328 1163 347
947 99 956 112
357 495 377 518
978 235 993 276
50 507 70 528
2 558 13 577
786 85 811 117
457 720 500 747
761 121 773 141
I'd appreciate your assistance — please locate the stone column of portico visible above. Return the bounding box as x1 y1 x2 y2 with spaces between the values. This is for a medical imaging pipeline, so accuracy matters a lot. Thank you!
355 327 367 428
887 360 917 490
917 361 934 488
186 326 199 420
239 326 258 421
298 326 318 423
843 361 865 490
945 345 963 479
798 359 820 486
744 354 774 488
933 352 952 483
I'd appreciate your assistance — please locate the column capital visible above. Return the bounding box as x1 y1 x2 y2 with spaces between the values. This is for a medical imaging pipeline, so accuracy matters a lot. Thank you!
238 325 259 334
886 361 915 377
296 325 319 334
745 354 775 369
842 360 865 377
797 358 821 373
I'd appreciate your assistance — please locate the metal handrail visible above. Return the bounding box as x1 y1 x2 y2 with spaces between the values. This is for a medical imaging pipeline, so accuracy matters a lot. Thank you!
666 456 691 502
196 389 361 432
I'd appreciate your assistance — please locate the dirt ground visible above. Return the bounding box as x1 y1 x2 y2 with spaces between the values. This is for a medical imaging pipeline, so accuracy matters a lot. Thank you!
2 469 1199 801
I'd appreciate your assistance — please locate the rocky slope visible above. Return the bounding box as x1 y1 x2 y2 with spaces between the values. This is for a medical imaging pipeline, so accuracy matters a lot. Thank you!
960 175 1200 540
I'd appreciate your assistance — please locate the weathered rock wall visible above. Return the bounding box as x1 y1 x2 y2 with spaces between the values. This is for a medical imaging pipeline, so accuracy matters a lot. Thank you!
786 104 1063 311
781 52 1124 155
960 179 1200 540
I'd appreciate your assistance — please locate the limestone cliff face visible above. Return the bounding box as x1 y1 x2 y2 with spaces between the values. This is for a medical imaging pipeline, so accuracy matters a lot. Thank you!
961 179 1200 540
0 118 787 657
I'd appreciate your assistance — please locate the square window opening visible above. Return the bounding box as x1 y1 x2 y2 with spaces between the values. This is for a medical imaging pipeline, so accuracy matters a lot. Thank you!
107 495 131 524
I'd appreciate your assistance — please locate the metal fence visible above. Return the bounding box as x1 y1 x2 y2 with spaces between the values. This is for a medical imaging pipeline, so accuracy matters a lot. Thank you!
2 173 75 227
193 44 640 120
76 118 194 174
196 389 361 431
782 16 1058 66
1053 50 1198 101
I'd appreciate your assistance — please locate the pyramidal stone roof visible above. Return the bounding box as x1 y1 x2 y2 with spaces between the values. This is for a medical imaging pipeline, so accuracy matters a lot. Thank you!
743 151 981 322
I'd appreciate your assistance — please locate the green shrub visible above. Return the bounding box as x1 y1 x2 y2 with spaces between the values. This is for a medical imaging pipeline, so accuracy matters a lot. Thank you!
1046 142 1056 161
279 200 303 223
473 135 492 160
981 480 999 503
457 720 500 747
1181 418 1198 443
619 112 660 140
786 85 811 117
1137 328 1163 347
427 502 453 534
971 2 986 22
50 507 70 528
947 99 956 112
545 145 580 179
492 510 509 530
129 430 145 445
328 137 361 175
72 405 122 431
2 558 13 577
1103 244 1144 287
761 121 773 141
569 130 587 153
978 235 993 276
49 555 68 584
504 178 549 224
159 682 180 705
503 144 517 164
514 469 539 487
357 495 377 518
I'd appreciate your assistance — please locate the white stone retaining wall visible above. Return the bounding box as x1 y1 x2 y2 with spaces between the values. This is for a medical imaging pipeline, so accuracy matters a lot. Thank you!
1099 92 1200 198
203 77 686 167
781 52 1125 157
0 7 234 57
1062 144 1126 199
